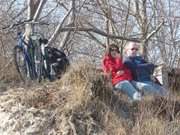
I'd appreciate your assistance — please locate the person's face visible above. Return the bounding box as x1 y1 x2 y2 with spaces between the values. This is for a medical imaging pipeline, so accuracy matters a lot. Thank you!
126 42 139 57
110 48 119 58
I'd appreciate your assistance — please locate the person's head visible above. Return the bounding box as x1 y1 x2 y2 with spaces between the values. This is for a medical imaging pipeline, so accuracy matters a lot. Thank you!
107 44 120 58
125 42 139 57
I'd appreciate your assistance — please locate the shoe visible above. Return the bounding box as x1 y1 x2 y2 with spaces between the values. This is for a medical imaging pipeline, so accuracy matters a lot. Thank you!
133 92 142 101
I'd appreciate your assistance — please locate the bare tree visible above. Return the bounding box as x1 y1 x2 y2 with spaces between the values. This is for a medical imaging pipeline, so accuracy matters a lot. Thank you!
25 0 47 41
0 0 179 67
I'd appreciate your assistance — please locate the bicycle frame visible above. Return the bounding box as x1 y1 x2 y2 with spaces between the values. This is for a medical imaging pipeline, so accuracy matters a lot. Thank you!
17 32 37 79
39 38 52 80
12 21 49 82
31 33 52 82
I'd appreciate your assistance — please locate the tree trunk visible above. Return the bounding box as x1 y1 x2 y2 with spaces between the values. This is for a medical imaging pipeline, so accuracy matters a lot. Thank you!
24 0 46 41
140 0 148 59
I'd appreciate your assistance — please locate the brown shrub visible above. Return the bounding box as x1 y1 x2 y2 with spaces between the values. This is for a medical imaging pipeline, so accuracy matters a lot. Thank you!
0 56 21 83
54 60 128 134
133 117 166 135
6 60 180 135
19 88 50 108
166 120 180 135
57 60 113 110
131 96 180 135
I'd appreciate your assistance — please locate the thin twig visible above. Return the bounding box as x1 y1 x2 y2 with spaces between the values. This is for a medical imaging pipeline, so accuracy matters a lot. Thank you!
143 20 164 43
68 115 77 135
0 58 13 80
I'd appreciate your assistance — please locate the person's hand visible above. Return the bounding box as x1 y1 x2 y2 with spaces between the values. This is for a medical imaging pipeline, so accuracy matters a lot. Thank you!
117 70 124 75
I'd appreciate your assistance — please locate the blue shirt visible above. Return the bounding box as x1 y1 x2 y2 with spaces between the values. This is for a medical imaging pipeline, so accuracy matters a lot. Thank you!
123 56 155 82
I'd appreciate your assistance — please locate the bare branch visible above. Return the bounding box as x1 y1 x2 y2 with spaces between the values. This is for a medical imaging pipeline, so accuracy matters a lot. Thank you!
143 20 164 43
59 0 76 48
12 6 27 20
7 0 17 12
86 32 105 47
39 4 58 20
58 26 140 42
33 0 47 21
56 0 68 11
48 8 72 46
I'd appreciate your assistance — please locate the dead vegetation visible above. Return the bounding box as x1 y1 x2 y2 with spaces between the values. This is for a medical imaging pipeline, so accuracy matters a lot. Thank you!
0 56 21 84
0 60 180 135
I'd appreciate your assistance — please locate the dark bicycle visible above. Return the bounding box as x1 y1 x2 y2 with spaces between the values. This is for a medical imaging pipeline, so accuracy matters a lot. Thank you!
33 37 50 82
11 21 48 82
14 32 37 82
34 37 70 82
11 20 69 82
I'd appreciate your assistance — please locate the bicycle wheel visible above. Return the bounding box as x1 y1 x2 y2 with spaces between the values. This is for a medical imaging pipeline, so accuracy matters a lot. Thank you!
14 46 30 82
28 44 38 80
44 48 53 81
34 45 43 82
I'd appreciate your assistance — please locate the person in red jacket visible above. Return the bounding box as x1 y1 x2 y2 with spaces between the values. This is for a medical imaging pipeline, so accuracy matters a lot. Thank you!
102 44 141 101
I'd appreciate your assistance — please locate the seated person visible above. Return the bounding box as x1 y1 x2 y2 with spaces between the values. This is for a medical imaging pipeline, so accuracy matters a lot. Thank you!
123 41 168 96
102 44 141 101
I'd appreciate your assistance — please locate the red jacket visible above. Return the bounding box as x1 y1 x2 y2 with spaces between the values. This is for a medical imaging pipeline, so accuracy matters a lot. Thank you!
102 54 132 85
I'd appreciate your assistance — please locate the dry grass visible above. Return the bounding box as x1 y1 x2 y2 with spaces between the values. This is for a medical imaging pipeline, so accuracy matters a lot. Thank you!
131 95 180 135
20 88 50 108
2 60 180 135
133 117 166 135
0 56 21 83
57 60 113 111
132 111 180 135
103 110 127 135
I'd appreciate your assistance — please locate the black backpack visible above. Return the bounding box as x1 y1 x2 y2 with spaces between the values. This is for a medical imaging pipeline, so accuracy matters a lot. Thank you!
46 47 69 77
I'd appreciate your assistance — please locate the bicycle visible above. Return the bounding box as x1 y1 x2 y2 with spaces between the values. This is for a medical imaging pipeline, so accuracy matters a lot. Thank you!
34 37 70 82
14 31 53 82
12 21 49 82
14 32 37 82
11 20 68 82
33 36 51 82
